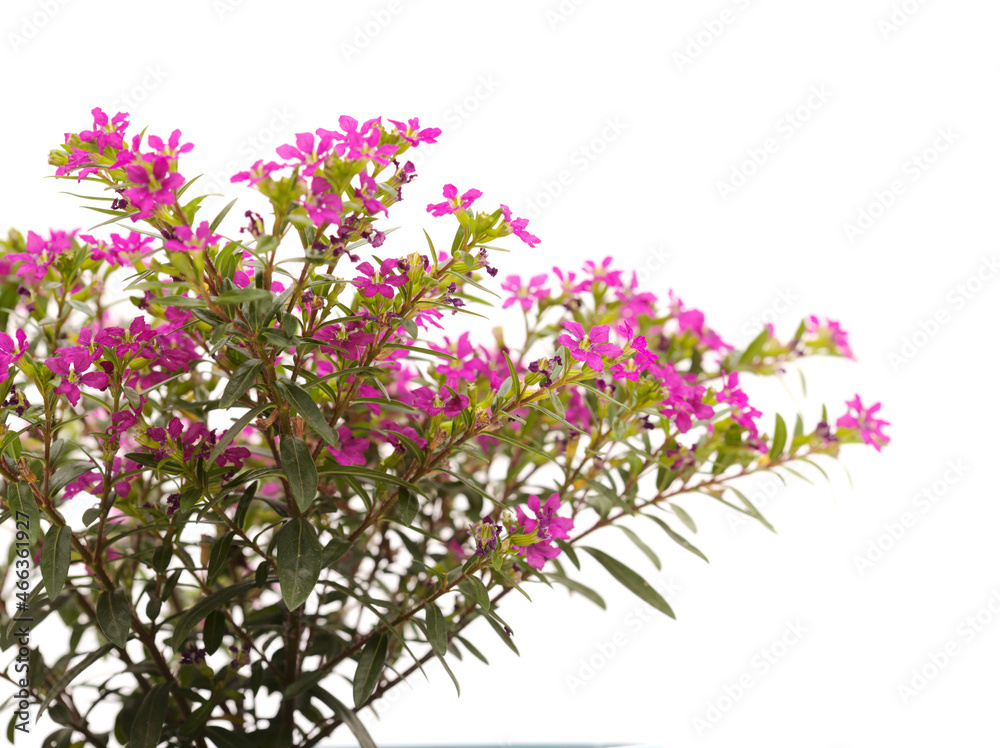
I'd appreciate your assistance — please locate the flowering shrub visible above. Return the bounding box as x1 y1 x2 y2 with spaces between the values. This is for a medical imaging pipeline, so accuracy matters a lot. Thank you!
0 108 887 748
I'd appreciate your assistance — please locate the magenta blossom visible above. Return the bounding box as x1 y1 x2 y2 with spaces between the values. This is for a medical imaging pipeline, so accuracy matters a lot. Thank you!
276 130 337 176
716 371 763 441
582 257 623 288
427 184 483 217
123 156 184 220
352 258 408 299
501 274 549 311
499 204 541 248
806 316 855 360
327 426 370 466
0 330 28 382
85 231 156 267
165 221 220 252
231 159 282 186
513 493 574 570
836 395 890 452
45 345 109 407
388 117 441 147
6 229 76 285
76 107 129 154
609 323 657 381
557 321 623 373
410 385 469 417
355 172 388 216
342 125 398 165
147 129 194 158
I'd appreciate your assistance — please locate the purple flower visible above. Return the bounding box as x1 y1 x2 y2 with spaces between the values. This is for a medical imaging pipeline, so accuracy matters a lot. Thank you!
426 184 482 217
557 322 623 373
327 426 370 466
352 258 407 299
410 386 469 417
501 274 549 311
836 395 890 452
388 117 441 147
499 204 540 248
123 155 184 220
231 159 282 185
513 493 574 570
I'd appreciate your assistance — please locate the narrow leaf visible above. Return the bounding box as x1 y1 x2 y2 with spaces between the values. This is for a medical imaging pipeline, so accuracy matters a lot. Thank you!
353 633 388 708
275 380 338 445
130 683 170 748
582 547 674 618
219 358 263 409
425 602 448 657
96 590 132 648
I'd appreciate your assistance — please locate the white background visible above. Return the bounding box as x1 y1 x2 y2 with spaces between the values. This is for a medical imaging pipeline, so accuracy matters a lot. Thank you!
2 0 1000 746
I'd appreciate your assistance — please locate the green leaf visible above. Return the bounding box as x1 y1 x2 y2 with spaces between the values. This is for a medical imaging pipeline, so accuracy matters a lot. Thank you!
206 532 236 585
396 487 418 525
455 634 489 665
312 687 377 748
96 590 132 648
234 481 257 531
466 575 491 611
275 380 339 445
8 482 40 544
209 197 239 233
169 580 256 650
40 525 72 600
352 632 388 708
207 404 274 467
616 525 662 570
425 601 448 657
130 683 170 748
769 413 787 461
582 547 675 618
203 609 226 655
671 503 697 533
219 358 263 409
280 436 318 512
483 613 519 655
215 287 273 304
739 328 769 365
726 486 777 532
646 515 709 563
548 573 606 609
526 402 587 435
36 644 113 719
275 519 322 611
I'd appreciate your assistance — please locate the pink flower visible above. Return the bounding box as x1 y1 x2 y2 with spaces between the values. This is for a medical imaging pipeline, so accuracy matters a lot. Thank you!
146 129 194 158
609 323 656 381
327 426 370 466
653 362 713 434
499 204 540 248
276 131 337 176
582 257 623 288
355 172 388 216
231 159 282 186
46 345 109 407
513 493 574 570
716 371 763 439
836 395 890 452
676 308 731 353
6 229 76 284
380 421 428 451
388 117 441 147
410 386 469 417
0 330 28 382
165 221 220 252
805 316 855 360
303 175 344 226
84 231 155 267
342 126 398 165
552 266 589 295
352 258 408 299
426 184 483 217
77 108 129 154
501 274 549 311
557 321 623 373
123 156 184 220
